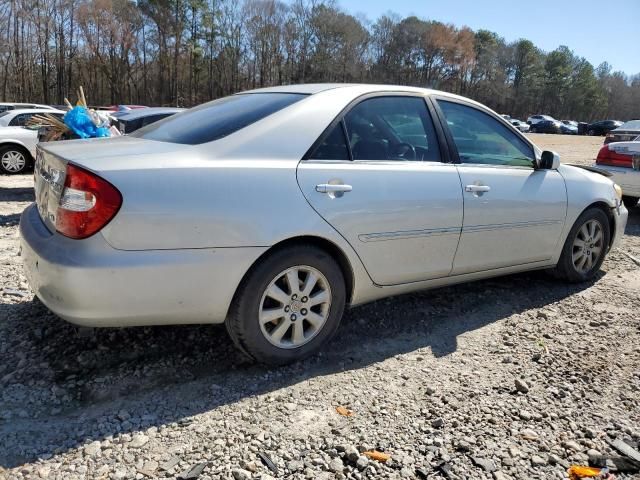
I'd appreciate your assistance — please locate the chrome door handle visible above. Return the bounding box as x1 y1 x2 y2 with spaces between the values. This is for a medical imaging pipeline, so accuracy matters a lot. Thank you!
315 184 353 193
465 185 491 193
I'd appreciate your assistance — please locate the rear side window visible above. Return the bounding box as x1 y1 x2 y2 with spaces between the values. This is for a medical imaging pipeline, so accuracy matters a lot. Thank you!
346 96 441 161
309 123 350 160
133 93 307 144
309 96 441 162
9 113 31 126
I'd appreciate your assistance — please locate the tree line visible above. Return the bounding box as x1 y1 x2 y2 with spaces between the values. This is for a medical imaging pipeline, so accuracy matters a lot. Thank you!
1 0 638 121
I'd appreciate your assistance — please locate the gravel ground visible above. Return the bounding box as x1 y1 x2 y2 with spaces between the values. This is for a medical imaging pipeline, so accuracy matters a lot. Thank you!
0 134 639 480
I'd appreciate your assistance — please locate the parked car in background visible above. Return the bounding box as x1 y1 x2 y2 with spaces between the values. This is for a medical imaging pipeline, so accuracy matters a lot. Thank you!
0 102 56 114
527 114 555 125
0 126 38 174
508 119 529 132
0 108 65 128
21 84 627 365
595 140 640 208
529 119 562 134
604 120 640 144
587 120 622 136
117 107 184 134
559 121 578 135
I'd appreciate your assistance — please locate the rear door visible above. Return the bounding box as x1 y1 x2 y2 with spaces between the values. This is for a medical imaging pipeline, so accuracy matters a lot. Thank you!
434 98 567 275
297 94 463 286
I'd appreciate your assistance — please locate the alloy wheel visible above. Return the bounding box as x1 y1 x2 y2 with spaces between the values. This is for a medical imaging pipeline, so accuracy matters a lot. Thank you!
571 219 604 273
259 265 332 349
1 150 26 173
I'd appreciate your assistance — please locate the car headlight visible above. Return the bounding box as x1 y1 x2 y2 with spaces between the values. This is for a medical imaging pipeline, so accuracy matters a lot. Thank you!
613 183 623 202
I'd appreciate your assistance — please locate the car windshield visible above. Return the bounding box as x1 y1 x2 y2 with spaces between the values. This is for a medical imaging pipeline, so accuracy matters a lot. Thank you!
133 93 307 144
617 120 640 131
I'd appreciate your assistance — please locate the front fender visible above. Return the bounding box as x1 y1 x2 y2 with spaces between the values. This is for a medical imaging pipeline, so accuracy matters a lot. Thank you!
554 164 619 261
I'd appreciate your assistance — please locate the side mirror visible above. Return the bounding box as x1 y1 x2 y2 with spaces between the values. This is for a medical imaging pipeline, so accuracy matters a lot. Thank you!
540 150 560 170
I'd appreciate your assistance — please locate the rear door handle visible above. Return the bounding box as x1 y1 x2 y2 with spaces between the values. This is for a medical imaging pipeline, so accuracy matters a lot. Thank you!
465 185 491 193
315 184 353 193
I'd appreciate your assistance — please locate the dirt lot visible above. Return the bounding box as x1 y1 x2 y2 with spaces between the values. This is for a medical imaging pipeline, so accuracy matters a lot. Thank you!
0 134 638 480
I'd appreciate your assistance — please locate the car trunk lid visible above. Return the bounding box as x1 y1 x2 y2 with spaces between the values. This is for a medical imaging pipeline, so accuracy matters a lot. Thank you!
605 130 640 144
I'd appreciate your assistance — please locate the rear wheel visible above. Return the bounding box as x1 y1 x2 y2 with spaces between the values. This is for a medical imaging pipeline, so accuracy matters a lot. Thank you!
552 208 610 282
622 196 639 208
226 245 346 365
0 145 30 174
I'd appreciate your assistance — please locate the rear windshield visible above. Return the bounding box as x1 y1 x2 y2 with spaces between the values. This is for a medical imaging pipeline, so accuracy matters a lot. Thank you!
133 93 307 144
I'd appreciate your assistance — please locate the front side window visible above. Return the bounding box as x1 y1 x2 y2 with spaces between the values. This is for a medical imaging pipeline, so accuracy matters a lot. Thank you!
438 100 535 168
133 93 307 145
343 96 441 162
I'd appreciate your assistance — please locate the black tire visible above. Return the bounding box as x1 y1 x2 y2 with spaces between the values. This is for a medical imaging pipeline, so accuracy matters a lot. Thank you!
0 145 31 175
622 196 639 208
552 208 610 283
226 245 346 365
530 126 537 133
587 129 596 136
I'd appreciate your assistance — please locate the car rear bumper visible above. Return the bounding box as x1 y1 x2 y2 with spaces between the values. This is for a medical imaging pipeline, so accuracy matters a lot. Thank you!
19 204 266 327
592 164 640 198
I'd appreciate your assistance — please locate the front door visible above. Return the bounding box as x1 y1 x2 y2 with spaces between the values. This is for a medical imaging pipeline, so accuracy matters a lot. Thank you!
434 98 567 275
297 95 463 286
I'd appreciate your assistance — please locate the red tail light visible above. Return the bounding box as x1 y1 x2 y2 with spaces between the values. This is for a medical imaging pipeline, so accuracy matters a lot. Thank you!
595 145 633 168
55 164 122 239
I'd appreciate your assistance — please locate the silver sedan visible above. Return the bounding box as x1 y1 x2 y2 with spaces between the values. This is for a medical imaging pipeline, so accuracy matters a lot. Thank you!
20 84 628 364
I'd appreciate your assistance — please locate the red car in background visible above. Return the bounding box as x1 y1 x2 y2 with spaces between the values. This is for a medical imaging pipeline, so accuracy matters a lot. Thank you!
596 140 640 208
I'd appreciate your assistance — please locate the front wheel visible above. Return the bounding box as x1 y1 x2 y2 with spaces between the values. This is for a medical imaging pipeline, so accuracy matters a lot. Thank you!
226 245 346 365
622 196 639 208
587 129 596 136
552 208 610 282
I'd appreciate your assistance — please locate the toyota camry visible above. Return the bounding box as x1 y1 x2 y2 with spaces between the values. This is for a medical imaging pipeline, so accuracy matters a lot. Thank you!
20 84 628 364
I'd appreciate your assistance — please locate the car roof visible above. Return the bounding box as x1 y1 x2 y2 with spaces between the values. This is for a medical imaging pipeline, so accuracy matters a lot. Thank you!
118 107 185 121
5 108 65 115
0 102 53 108
241 83 486 108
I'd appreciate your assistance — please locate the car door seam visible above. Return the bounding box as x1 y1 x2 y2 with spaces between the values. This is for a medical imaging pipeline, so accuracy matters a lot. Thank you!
294 158 378 286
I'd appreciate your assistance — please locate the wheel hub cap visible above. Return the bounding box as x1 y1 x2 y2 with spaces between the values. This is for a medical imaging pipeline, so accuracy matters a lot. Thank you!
1 151 26 172
259 265 332 349
571 220 604 274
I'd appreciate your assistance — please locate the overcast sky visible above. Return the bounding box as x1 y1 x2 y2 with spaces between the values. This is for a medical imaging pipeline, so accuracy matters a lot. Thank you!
340 0 639 76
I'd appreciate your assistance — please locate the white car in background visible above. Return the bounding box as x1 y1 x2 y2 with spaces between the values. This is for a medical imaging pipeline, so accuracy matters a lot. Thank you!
596 140 640 208
510 119 530 132
527 114 556 125
0 102 56 114
0 126 38 174
0 108 65 128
